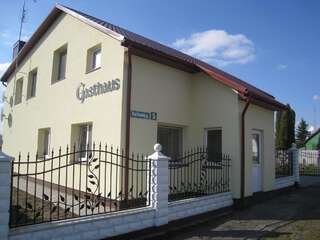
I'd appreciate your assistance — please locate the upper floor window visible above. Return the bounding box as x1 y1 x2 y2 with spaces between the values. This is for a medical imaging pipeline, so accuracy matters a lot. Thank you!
52 44 67 83
27 68 37 99
86 44 101 73
14 78 23 105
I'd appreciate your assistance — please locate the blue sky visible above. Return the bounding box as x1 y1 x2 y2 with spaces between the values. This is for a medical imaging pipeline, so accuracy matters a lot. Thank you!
0 0 319 131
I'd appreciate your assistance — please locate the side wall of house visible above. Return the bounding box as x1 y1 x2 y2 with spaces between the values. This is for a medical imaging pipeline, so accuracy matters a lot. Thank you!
240 102 276 196
130 56 240 198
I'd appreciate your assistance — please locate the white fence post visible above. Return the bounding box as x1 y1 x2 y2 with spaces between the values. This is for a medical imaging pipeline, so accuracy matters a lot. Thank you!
148 144 170 226
0 152 14 240
289 143 300 184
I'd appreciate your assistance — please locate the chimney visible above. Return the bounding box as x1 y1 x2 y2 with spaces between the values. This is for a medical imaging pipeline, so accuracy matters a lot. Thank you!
12 40 26 60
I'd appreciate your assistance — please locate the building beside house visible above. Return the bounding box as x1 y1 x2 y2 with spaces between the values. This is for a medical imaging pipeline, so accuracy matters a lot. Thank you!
304 128 320 150
1 4 286 203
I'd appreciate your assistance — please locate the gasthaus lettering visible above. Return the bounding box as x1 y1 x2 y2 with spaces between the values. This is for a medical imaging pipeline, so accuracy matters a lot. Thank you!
76 78 121 103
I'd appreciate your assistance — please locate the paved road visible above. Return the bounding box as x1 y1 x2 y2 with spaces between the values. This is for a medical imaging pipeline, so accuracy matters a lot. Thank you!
167 182 320 240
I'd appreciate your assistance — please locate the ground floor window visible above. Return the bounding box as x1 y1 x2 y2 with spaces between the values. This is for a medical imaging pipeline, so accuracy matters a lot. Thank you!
157 126 183 160
71 123 92 161
205 128 222 161
37 128 50 158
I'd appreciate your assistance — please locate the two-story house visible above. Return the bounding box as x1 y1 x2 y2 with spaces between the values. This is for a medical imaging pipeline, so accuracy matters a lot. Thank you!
0 4 287 200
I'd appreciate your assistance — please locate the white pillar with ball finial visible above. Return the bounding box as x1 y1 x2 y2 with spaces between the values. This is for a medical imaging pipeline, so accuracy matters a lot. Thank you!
148 143 170 226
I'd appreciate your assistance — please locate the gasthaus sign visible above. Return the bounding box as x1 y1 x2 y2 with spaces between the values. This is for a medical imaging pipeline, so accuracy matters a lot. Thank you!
76 79 120 103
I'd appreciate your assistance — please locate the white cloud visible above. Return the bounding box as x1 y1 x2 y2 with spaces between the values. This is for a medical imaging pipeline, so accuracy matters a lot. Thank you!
172 29 255 67
0 32 10 38
308 125 315 133
313 95 320 101
276 64 287 70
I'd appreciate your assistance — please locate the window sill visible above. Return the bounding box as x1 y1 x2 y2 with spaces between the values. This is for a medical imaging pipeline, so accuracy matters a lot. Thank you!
75 158 89 164
27 96 36 101
51 78 66 85
86 67 101 74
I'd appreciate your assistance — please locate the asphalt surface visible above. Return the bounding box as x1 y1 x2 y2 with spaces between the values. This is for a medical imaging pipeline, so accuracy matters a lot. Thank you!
166 179 320 240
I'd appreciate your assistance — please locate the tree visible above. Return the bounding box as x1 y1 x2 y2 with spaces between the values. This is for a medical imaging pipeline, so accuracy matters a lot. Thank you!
275 104 296 149
296 118 311 148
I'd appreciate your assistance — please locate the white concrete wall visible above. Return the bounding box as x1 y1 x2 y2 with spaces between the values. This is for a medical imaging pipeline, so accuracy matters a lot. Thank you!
9 208 155 240
274 176 295 190
168 192 233 222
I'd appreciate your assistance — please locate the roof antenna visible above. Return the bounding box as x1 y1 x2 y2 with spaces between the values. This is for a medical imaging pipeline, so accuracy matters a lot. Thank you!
10 0 36 95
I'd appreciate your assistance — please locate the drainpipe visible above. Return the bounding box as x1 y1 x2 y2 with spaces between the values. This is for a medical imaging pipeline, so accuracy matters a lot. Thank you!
240 97 250 207
124 47 132 201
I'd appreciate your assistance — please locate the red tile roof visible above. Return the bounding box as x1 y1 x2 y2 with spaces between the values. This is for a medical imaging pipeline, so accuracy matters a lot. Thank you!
1 4 286 110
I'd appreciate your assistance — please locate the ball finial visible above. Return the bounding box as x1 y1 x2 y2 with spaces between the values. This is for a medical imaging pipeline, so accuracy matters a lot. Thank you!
154 143 162 152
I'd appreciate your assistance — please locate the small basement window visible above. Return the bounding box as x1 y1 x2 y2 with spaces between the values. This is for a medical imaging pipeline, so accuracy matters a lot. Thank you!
14 78 23 105
27 68 37 99
86 44 101 73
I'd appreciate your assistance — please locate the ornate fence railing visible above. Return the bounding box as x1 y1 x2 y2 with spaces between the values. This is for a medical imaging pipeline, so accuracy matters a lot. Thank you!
275 149 293 178
168 147 231 202
9 144 151 228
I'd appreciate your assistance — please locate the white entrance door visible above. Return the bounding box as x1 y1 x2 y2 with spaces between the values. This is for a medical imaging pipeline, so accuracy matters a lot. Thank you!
252 131 262 192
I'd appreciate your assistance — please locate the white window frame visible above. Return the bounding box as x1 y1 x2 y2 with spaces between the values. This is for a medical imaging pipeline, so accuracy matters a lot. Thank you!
86 44 102 73
204 127 222 147
92 48 101 70
38 128 51 159
78 123 92 162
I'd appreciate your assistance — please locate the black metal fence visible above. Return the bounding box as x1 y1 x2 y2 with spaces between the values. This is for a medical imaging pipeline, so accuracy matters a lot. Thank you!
10 144 151 228
275 150 293 178
168 147 231 202
300 150 320 176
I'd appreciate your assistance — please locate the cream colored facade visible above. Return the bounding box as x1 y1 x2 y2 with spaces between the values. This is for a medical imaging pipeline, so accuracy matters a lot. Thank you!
3 10 278 199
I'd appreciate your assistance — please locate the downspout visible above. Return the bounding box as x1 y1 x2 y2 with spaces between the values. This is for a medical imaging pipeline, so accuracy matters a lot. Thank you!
124 47 132 200
240 97 250 207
